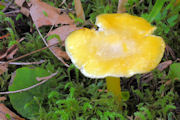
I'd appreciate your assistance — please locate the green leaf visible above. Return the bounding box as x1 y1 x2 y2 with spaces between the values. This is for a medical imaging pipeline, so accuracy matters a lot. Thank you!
121 91 130 101
8 40 17 48
168 63 180 80
167 14 178 26
147 0 166 23
134 112 146 120
6 27 15 41
46 34 61 42
0 5 5 10
83 102 92 112
8 67 52 119
16 13 23 21
42 10 48 17
4 17 16 35
163 105 176 115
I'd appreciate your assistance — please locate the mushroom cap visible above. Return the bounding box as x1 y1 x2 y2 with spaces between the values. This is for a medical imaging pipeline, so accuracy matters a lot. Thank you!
65 13 165 78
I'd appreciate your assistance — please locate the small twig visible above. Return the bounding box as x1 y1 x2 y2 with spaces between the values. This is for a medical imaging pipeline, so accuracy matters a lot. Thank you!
117 0 128 13
44 24 55 38
0 72 58 95
59 0 66 7
36 72 58 81
4 10 20 16
35 23 69 67
0 43 59 66
0 60 45 65
2 0 14 12
0 33 10 39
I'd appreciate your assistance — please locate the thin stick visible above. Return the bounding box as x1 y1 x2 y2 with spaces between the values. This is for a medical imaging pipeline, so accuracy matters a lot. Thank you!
4 10 20 16
0 43 58 66
2 0 14 12
117 0 128 13
0 72 58 95
0 60 45 65
44 24 55 38
35 24 69 67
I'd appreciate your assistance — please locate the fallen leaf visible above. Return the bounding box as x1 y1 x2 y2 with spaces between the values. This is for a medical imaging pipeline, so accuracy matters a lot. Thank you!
0 103 25 120
0 64 8 75
74 0 85 21
141 61 172 83
47 25 80 60
0 38 24 60
6 48 18 60
157 60 172 72
50 47 69 60
0 45 18 60
15 0 29 17
0 52 7 60
29 0 73 28
117 0 128 13
48 25 80 42
17 0 79 65
0 97 6 101
20 7 30 17
15 0 25 7
165 45 176 60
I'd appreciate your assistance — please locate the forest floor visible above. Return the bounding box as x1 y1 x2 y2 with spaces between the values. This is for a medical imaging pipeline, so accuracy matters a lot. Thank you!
0 0 180 120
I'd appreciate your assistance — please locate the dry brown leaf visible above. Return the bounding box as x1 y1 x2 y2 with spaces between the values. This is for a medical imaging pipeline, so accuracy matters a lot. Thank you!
29 0 73 28
0 103 25 120
165 45 176 60
157 60 172 72
47 25 80 60
0 52 7 60
51 47 69 60
0 38 24 60
15 0 29 17
141 61 172 83
6 48 18 60
20 7 30 17
48 25 79 42
0 64 8 75
74 0 85 21
0 97 6 101
17 0 79 64
15 0 25 7
117 0 128 13
0 45 18 60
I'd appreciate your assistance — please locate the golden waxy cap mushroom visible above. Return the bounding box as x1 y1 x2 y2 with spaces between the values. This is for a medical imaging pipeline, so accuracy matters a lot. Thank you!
65 13 165 102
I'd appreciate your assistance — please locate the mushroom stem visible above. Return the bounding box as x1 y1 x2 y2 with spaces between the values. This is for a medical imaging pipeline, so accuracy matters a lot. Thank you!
106 77 121 102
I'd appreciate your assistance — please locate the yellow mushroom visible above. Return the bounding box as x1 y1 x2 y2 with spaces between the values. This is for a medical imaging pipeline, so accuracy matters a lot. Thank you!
65 13 165 103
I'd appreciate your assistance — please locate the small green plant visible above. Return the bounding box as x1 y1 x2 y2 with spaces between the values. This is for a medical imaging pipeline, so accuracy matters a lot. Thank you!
168 63 180 80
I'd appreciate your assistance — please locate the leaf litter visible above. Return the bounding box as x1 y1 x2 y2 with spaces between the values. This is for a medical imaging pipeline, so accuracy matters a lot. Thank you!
0 103 25 120
15 0 81 64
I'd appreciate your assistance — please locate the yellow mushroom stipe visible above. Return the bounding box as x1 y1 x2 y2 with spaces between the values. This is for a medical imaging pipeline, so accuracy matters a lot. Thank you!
106 77 121 101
